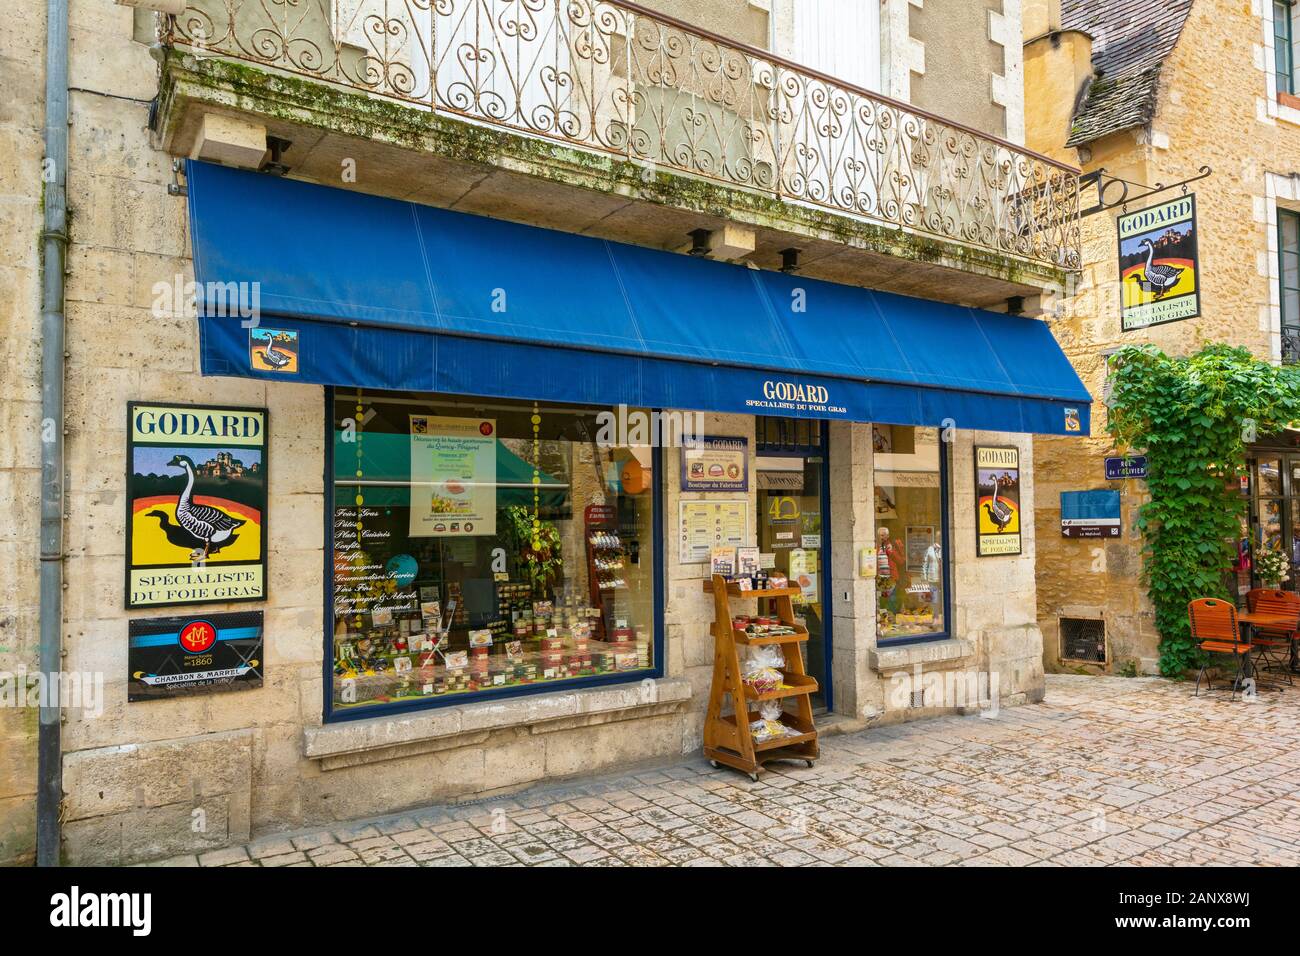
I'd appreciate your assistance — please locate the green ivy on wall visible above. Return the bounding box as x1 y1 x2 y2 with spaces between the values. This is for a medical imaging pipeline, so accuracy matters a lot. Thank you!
1106 344 1300 676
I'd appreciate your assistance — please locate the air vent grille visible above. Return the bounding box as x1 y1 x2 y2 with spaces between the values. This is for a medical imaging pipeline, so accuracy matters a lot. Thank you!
1060 617 1106 663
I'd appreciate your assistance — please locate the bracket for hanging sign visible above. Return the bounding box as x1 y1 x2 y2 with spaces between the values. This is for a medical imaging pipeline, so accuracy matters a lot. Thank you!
1079 165 1212 218
167 158 186 197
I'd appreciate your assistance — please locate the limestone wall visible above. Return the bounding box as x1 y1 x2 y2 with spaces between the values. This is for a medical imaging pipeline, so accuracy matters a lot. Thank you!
0 0 59 868
1025 0 1300 672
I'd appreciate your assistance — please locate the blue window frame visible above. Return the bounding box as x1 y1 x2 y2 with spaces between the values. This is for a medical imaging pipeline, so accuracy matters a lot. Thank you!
755 417 834 711
323 387 665 721
872 426 953 646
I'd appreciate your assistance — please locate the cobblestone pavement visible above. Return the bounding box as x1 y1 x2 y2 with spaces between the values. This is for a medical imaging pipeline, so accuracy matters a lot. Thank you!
164 675 1300 867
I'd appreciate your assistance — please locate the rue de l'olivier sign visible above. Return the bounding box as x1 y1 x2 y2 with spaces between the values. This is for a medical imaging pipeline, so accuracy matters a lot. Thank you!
1104 455 1147 480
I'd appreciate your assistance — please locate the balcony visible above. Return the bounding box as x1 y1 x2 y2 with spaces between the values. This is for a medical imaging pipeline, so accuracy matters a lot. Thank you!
153 0 1080 305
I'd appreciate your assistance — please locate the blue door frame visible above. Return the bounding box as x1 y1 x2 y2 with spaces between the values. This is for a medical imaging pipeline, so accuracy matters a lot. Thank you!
755 418 834 712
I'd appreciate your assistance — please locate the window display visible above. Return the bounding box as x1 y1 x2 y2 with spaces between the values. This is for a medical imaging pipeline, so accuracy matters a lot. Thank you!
873 426 947 642
329 390 657 713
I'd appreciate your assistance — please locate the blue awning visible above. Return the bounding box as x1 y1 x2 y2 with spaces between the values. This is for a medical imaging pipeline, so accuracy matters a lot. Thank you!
188 160 1090 435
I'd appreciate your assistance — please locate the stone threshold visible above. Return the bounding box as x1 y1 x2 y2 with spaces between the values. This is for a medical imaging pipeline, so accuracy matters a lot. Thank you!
304 678 693 771
868 638 974 673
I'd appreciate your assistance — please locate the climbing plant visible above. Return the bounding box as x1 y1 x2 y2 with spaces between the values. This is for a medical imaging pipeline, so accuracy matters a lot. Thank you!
1106 344 1300 676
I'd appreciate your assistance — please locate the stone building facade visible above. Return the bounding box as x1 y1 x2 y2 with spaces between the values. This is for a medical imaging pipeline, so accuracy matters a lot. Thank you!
2 0 1082 865
1024 0 1300 673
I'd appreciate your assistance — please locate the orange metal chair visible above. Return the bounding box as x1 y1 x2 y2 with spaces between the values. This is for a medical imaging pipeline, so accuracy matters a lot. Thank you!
1188 598 1252 700
1245 588 1298 685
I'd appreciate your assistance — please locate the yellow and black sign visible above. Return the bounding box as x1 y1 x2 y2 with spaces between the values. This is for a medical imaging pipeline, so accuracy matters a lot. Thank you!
1118 194 1201 331
125 402 268 608
975 445 1021 557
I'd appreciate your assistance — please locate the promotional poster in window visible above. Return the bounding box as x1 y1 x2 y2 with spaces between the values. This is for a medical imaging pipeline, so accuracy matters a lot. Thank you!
975 446 1022 557
125 403 269 608
1118 194 1201 331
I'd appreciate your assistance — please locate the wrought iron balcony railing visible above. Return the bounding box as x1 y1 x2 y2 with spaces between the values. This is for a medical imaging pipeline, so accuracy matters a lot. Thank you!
162 0 1081 270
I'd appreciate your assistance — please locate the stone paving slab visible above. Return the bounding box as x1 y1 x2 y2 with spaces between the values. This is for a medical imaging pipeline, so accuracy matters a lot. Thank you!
157 675 1300 867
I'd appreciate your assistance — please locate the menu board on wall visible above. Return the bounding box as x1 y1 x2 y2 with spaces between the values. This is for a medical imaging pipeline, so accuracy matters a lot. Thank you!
408 415 497 537
125 402 268 608
679 500 749 563
975 446 1022 557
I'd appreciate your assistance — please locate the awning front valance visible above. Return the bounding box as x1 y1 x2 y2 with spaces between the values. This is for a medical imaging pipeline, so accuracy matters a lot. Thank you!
188 160 1090 436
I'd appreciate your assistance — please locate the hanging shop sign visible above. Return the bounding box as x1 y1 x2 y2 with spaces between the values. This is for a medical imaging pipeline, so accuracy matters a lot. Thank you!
1104 455 1148 480
128 610 264 702
681 436 748 491
1061 490 1122 538
408 414 497 537
126 402 268 609
975 446 1022 557
1118 194 1201 331
679 499 749 563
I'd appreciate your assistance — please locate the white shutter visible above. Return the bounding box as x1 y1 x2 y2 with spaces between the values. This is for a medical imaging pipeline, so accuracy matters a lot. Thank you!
789 0 881 92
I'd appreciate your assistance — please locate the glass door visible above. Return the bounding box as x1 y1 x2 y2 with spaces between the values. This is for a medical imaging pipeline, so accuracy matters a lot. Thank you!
755 418 831 711
1245 452 1300 592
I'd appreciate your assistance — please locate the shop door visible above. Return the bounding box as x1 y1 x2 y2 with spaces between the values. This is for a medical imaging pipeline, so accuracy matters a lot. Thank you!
1245 451 1300 593
755 418 831 711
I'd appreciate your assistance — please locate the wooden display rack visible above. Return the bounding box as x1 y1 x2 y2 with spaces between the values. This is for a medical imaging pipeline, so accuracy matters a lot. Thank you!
702 573 819 780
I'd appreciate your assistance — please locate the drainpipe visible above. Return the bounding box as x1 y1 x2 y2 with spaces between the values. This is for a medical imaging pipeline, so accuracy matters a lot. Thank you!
38 0 69 867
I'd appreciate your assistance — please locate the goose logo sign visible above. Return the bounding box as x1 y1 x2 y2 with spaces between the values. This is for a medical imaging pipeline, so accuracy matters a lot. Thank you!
1118 194 1201 331
249 326 299 373
125 402 269 608
975 446 1022 557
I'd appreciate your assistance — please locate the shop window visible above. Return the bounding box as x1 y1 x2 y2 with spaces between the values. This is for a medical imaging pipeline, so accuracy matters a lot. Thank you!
1276 1 1297 97
872 425 948 643
328 390 659 716
1281 209 1300 363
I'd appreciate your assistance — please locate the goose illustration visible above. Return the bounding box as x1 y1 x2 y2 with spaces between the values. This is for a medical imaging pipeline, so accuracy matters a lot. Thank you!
146 509 239 559
982 481 1014 532
166 454 246 560
258 333 292 369
1126 272 1160 295
1134 238 1185 298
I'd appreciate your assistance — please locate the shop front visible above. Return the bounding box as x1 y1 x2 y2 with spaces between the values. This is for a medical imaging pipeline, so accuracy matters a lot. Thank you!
95 158 1096 849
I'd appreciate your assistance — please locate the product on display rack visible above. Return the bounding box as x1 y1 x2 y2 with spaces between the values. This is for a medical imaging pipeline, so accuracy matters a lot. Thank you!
701 573 818 780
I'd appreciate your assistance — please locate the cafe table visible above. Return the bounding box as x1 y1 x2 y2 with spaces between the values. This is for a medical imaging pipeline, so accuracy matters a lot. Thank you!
1236 610 1298 690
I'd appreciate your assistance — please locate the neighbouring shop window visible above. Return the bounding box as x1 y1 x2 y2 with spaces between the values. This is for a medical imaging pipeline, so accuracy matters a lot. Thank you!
1276 1 1297 96
1281 209 1300 363
873 425 948 642
329 390 657 714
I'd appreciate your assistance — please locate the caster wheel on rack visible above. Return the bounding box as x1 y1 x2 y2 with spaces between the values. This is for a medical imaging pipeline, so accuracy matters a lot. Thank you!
709 760 718 769
805 760 814 768
749 773 759 782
